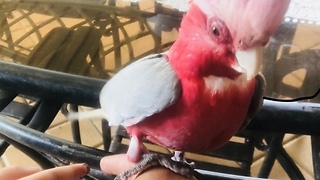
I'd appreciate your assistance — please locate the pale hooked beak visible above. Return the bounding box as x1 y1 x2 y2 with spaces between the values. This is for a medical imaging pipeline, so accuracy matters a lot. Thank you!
235 46 263 80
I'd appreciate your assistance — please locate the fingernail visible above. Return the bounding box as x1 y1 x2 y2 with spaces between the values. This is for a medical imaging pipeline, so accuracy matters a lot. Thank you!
81 163 90 174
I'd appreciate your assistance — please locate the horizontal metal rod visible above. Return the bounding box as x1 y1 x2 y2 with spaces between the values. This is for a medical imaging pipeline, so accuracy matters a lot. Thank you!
1 60 320 135
247 100 320 136
0 115 110 169
0 60 105 107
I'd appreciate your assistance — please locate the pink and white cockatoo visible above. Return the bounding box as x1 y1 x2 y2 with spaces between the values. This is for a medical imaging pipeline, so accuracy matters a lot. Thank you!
69 0 290 179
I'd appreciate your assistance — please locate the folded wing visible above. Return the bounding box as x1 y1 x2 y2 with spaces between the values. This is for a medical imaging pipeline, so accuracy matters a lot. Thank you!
100 53 181 127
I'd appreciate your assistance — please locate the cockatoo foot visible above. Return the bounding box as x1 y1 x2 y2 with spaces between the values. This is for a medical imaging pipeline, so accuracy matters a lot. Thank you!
114 153 195 180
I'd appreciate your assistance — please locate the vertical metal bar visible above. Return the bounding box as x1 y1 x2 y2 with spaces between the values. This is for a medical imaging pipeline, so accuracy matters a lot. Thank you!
0 98 62 169
0 99 40 155
101 119 111 150
311 136 320 180
240 138 254 175
70 104 82 144
108 126 125 153
111 18 121 69
277 144 305 179
0 133 55 169
108 0 121 68
0 90 17 110
258 133 285 178
27 100 62 132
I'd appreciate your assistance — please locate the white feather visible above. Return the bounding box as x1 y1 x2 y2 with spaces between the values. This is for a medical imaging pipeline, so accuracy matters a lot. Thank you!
100 53 181 126
203 74 249 94
67 109 105 121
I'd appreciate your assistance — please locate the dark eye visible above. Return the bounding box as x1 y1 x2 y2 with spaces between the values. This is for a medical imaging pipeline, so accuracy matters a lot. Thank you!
212 26 220 36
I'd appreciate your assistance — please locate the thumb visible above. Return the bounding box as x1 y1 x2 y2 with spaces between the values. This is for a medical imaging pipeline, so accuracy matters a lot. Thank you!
100 154 135 175
19 163 89 180
0 166 41 180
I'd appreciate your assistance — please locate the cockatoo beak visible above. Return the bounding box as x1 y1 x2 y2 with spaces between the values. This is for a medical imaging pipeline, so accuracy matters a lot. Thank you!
235 46 263 80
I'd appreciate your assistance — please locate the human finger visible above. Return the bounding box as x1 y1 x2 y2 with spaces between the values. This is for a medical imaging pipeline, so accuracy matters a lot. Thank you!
19 163 89 180
100 154 196 180
0 166 41 180
100 154 135 175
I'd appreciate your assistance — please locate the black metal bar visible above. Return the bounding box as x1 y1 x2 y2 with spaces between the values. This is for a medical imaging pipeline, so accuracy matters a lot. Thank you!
311 136 320 180
0 100 40 155
109 126 126 153
0 133 111 180
277 144 305 180
102 119 111 151
0 60 105 108
0 93 56 166
258 134 285 178
1 61 320 135
240 137 255 175
0 115 111 171
27 100 63 132
247 100 320 136
0 90 17 110
70 104 82 144
0 133 56 169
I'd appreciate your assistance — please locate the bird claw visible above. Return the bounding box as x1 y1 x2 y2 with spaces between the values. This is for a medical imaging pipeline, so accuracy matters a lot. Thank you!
114 153 195 180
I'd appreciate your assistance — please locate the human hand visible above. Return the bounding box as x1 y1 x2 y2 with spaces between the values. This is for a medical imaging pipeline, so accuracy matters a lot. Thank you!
100 154 196 180
0 163 89 180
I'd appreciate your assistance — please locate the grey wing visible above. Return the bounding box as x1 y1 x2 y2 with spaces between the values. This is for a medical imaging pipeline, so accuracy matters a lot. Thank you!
239 73 266 131
99 53 181 127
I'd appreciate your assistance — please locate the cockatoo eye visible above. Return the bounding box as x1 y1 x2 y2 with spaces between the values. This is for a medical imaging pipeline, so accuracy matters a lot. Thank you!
208 18 231 44
212 27 220 36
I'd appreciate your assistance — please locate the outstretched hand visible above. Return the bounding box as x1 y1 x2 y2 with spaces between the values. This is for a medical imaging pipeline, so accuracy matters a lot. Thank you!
0 163 89 180
100 154 196 180
0 154 196 180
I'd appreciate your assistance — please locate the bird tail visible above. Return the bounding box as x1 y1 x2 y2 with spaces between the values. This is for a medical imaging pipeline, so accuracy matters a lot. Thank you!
67 108 105 121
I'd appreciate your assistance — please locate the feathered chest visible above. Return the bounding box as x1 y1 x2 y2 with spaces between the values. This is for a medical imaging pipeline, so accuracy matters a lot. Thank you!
203 74 251 96
201 75 254 116
128 73 255 152
180 74 252 109
132 74 255 151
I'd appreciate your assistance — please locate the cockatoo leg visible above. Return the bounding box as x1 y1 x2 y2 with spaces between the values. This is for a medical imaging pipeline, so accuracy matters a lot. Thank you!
115 152 195 180
171 151 195 167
